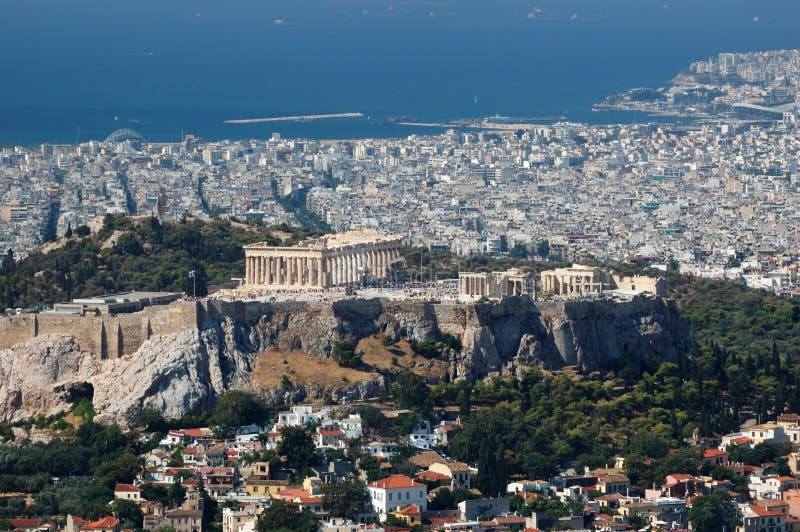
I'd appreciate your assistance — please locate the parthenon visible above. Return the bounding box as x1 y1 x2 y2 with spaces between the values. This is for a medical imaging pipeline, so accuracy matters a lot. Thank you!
244 230 403 289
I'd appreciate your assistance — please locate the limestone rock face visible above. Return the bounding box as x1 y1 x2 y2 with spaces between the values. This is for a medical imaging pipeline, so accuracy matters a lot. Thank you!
0 296 694 427
0 335 98 422
91 323 254 426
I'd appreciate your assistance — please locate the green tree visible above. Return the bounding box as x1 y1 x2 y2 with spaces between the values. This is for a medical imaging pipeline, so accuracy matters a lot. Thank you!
688 492 736 532
331 340 363 368
209 391 270 437
255 500 318 532
277 426 318 474
109 498 144 529
390 372 430 411
321 481 369 520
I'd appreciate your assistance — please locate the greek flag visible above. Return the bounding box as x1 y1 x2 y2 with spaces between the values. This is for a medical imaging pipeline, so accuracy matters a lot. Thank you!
188 269 196 279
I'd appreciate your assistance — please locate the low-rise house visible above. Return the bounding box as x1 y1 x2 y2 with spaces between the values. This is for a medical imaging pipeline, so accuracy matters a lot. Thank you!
507 480 550 495
739 503 787 532
366 441 398 460
164 467 197 484
367 475 428 514
316 428 346 449
408 450 448 470
245 478 287 497
458 497 510 521
79 517 120 532
753 500 790 517
277 405 329 427
205 444 227 467
595 493 626 510
65 515 88 532
407 421 437 450
183 428 214 445
162 507 203 532
311 460 354 484
434 422 457 447
702 448 730 468
9 519 49 532
389 504 423 526
339 414 364 439
429 461 471 490
160 430 185 447
722 423 791 449
148 486 204 532
750 475 798 500
114 483 143 501
782 489 800 518
596 473 629 495
593 513 628 532
143 449 171 468
182 446 201 464
221 499 269 532
620 497 687 528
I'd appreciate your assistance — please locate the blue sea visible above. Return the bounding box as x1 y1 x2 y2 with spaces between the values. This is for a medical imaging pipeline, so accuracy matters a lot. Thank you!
2 0 800 145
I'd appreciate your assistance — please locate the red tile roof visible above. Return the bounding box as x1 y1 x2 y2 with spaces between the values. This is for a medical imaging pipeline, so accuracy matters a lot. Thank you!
9 519 42 528
80 517 120 531
372 475 421 489
114 484 142 493
750 504 785 517
415 470 450 482
703 449 728 458
395 504 422 515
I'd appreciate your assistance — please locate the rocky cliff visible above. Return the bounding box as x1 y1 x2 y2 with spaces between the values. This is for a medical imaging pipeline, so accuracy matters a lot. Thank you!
0 295 693 427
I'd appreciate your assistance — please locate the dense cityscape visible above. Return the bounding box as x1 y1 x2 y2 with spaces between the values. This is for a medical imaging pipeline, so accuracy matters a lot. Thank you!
4 50 800 293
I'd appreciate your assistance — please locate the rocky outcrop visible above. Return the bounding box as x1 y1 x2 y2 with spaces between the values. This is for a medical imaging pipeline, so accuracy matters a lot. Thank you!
0 335 99 421
0 296 693 427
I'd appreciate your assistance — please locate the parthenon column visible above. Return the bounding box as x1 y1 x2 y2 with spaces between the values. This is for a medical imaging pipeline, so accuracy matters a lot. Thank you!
310 258 317 287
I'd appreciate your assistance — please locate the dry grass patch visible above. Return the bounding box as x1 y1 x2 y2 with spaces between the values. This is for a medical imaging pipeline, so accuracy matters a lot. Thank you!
357 336 450 380
250 349 379 390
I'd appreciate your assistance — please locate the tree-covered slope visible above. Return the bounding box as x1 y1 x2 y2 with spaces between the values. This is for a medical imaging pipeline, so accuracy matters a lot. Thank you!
0 215 319 307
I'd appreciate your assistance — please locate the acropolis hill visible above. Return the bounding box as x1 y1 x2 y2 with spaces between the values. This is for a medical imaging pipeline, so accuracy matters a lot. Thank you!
0 294 693 427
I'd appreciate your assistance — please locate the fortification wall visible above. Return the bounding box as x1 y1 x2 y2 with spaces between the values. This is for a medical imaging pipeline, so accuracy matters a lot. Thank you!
0 301 199 359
